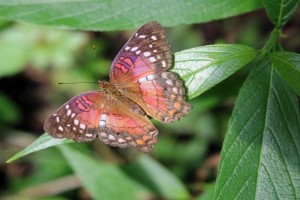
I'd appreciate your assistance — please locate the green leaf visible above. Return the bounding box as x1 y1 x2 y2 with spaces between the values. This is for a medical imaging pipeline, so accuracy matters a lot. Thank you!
0 0 262 31
172 44 257 99
6 133 72 163
214 58 300 199
123 155 190 199
58 144 150 200
262 0 299 27
270 51 300 95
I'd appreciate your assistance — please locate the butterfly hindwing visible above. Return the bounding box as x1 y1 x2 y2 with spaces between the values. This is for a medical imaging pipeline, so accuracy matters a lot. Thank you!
98 97 158 152
44 90 158 152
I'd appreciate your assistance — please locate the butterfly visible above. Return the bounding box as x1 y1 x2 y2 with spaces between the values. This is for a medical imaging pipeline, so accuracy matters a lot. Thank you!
44 21 191 152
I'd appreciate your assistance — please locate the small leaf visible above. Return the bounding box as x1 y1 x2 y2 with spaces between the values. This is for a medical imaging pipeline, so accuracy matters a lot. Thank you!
123 155 190 199
262 0 299 27
214 58 300 199
270 51 300 95
58 145 150 200
6 133 72 163
172 44 257 99
0 0 262 31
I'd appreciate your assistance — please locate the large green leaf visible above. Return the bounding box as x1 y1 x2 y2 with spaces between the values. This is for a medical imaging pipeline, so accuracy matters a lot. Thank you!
0 0 262 31
172 44 257 99
214 58 300 199
123 155 190 199
58 144 150 200
270 51 300 95
262 0 299 27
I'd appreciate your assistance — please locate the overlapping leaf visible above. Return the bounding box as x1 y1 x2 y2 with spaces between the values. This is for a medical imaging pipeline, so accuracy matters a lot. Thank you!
173 44 257 99
270 51 300 95
214 58 300 199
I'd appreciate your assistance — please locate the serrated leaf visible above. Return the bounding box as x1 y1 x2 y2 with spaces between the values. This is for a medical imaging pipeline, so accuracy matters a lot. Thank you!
214 58 300 199
58 145 150 200
172 44 257 99
0 0 262 31
6 133 72 163
270 51 300 95
123 155 190 199
262 0 299 27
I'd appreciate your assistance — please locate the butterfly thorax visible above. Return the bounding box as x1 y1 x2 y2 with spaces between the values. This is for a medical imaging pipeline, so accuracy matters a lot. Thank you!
98 81 121 100
98 80 145 116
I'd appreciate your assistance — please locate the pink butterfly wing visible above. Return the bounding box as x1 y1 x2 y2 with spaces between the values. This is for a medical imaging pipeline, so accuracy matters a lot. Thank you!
44 91 104 142
110 21 191 123
44 90 158 152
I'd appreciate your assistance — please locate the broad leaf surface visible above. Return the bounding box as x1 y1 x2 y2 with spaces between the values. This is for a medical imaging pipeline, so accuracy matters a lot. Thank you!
270 51 300 95
0 0 262 31
58 145 150 200
123 155 190 199
214 58 300 199
173 44 257 99
262 0 299 27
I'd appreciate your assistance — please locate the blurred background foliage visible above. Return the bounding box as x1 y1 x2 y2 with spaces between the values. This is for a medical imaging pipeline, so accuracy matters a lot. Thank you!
0 6 299 200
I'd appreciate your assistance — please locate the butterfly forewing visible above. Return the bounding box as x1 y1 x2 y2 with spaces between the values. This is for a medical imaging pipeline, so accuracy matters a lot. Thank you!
110 21 173 83
44 91 105 142
109 21 191 123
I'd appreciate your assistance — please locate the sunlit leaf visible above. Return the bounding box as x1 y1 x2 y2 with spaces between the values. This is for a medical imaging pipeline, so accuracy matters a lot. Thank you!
173 44 257 99
0 0 262 31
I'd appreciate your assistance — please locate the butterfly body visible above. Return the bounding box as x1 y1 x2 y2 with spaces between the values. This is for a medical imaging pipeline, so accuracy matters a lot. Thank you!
44 22 191 152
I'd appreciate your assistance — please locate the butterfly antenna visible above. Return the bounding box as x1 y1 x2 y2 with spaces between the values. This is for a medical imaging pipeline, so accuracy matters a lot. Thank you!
57 82 98 85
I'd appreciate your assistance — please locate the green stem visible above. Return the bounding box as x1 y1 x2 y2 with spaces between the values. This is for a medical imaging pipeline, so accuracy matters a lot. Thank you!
262 28 281 53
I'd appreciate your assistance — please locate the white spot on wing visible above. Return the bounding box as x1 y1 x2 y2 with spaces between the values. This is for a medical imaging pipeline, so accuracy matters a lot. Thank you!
67 109 71 116
99 132 107 138
125 46 130 50
138 77 147 83
108 134 115 141
100 114 107 121
80 123 86 130
143 52 151 57
71 113 76 118
99 120 105 126
151 35 157 40
166 79 173 85
136 50 141 55
53 113 57 116
131 47 138 51
149 57 157 63
118 138 126 143
162 60 167 67
138 35 146 38
74 119 79 125
147 74 155 81
65 105 69 109
58 126 64 131
56 117 60 123
86 133 93 137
